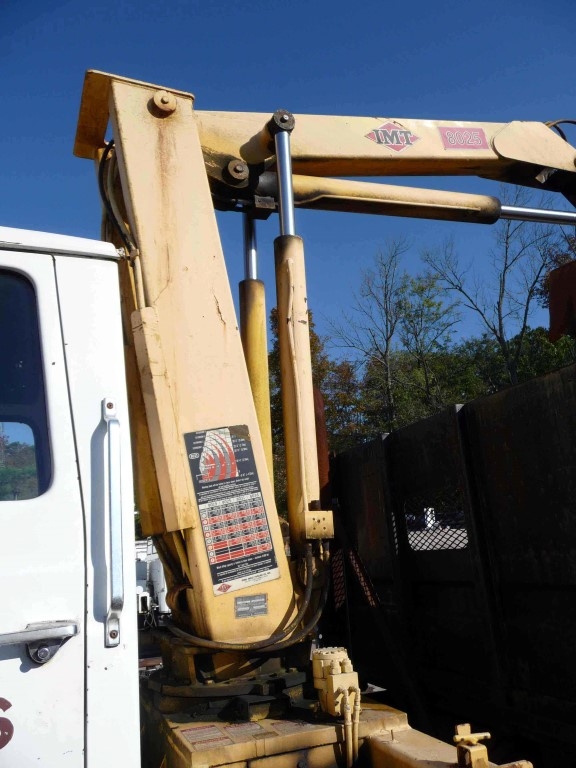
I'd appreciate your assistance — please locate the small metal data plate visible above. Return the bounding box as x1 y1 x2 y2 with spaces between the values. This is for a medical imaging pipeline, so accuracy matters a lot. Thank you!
235 594 268 618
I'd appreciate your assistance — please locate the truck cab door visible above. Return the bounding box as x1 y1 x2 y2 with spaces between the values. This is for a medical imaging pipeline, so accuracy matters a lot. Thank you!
0 250 86 766
0 231 140 768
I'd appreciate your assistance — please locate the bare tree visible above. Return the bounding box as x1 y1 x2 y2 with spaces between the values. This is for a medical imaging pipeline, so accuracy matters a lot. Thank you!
329 238 460 428
328 238 410 427
423 186 564 385
396 274 460 410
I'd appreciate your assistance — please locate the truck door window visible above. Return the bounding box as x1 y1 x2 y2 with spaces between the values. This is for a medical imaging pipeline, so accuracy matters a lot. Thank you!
0 270 51 499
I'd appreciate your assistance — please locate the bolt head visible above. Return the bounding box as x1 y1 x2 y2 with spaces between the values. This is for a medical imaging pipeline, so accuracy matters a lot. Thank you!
153 90 177 115
37 646 51 661
109 629 119 640
226 159 249 181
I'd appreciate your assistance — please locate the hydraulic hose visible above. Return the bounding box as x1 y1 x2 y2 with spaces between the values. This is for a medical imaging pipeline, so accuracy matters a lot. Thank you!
255 544 331 653
166 543 322 652
97 140 134 254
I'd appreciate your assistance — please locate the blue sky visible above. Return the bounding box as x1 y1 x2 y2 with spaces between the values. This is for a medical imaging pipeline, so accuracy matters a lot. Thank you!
2 0 575 344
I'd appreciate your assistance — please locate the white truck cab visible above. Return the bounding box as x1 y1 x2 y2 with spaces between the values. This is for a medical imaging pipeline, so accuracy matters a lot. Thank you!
0 227 140 767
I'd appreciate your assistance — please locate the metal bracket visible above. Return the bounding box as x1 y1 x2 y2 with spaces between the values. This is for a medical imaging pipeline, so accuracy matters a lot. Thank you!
304 510 334 540
454 723 491 768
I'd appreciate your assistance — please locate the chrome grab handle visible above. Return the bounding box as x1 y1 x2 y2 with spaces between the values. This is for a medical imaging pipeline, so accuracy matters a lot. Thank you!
0 621 78 646
102 398 124 648
0 621 78 664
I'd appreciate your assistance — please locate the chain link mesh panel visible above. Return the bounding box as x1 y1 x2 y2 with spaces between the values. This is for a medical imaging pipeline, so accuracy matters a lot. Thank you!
403 486 468 550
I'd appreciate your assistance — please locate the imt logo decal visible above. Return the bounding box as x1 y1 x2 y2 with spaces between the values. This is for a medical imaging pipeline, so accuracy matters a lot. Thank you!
365 122 419 152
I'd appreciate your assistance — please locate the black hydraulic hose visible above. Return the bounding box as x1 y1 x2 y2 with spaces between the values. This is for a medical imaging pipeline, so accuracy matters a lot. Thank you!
97 139 133 253
166 543 315 650
546 119 576 142
259 541 317 640
165 543 319 652
259 547 331 653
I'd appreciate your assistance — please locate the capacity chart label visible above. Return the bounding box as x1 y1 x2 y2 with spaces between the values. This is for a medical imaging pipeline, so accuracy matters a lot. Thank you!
185 426 278 596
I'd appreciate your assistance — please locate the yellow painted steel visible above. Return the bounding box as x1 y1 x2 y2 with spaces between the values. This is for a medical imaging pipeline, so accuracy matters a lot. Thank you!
95 149 165 537
194 111 576 182
140 694 409 768
274 235 321 553
77 73 576 216
367 725 466 768
291 175 502 223
78 71 296 643
239 278 274 485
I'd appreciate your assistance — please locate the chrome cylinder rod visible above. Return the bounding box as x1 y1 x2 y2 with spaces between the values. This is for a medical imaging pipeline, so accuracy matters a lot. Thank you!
243 212 258 280
500 205 576 225
274 123 296 236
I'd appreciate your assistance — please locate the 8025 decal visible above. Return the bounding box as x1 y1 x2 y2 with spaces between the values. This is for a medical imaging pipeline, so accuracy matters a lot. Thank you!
438 126 489 150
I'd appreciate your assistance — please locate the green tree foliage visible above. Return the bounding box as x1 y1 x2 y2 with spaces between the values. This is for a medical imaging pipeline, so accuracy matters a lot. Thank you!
268 308 287 513
396 274 460 411
269 308 365 511
330 240 463 434
267 222 576 512
460 328 576 392
321 359 368 453
0 436 38 500
516 327 576 379
360 345 487 436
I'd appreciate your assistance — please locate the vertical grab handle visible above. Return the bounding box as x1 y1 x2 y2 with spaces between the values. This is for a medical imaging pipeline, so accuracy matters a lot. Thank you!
102 398 124 648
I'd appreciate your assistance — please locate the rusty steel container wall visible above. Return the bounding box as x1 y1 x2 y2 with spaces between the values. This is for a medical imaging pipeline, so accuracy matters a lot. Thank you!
330 435 432 724
332 435 396 586
332 365 576 763
329 435 396 679
461 363 576 748
383 405 497 709
333 410 495 714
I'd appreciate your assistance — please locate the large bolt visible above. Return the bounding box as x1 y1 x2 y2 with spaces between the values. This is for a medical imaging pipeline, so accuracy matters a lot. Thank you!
153 90 177 115
36 646 51 662
225 159 249 183
267 109 295 137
